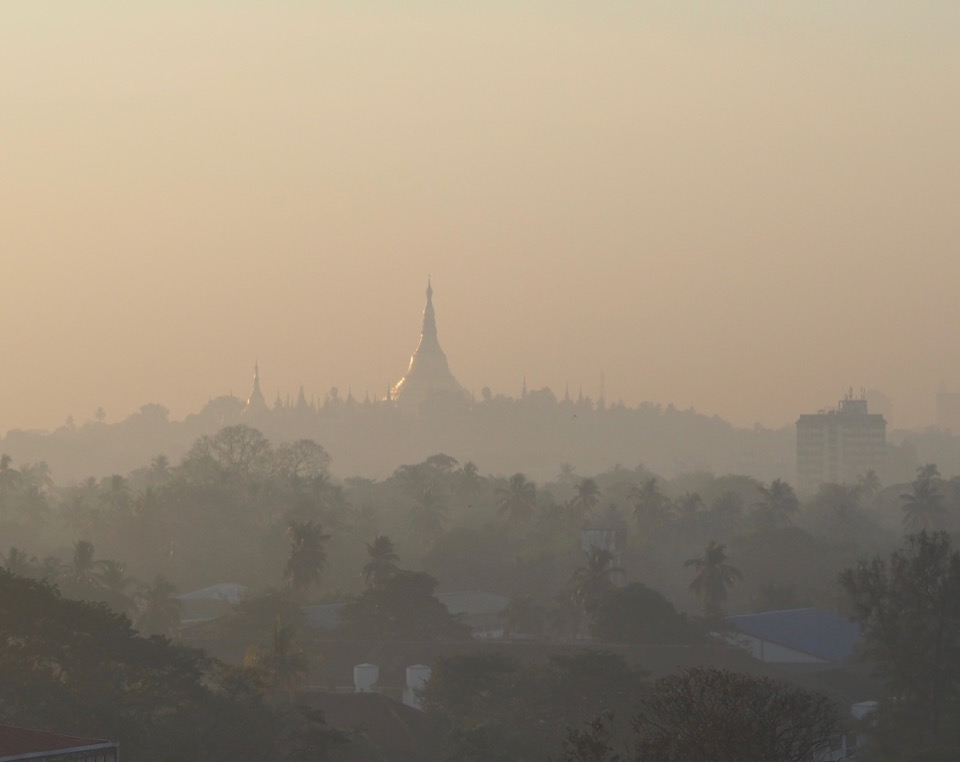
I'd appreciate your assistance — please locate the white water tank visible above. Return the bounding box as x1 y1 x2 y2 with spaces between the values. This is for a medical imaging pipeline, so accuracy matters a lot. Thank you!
354 663 379 693
403 664 432 709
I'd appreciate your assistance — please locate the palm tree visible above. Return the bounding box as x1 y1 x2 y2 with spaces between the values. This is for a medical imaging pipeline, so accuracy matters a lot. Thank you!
62 540 100 597
675 492 705 521
136 575 182 636
557 462 577 484
752 478 800 531
684 540 742 618
496 473 537 525
1 546 35 576
569 478 601 520
629 478 672 534
902 464 946 533
707 492 743 537
570 546 623 616
149 454 171 482
284 520 330 592
361 535 399 588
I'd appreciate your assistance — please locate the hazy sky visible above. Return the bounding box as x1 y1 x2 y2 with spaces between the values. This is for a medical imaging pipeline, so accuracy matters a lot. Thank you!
3 2 959 434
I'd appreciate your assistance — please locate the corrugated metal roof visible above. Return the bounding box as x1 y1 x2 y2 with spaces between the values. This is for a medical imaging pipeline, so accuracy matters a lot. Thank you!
438 591 509 617
725 608 861 663
0 724 116 760
176 582 249 603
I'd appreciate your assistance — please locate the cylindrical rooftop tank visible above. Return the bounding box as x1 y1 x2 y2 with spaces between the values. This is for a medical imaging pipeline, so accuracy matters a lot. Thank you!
406 664 432 692
403 664 432 709
354 663 379 693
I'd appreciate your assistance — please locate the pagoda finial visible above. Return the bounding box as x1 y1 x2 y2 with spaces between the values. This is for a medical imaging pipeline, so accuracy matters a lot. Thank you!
421 277 437 341
244 360 267 413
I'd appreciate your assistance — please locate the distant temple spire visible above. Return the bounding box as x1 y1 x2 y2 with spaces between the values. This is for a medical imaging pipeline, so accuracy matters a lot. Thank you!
421 278 437 343
390 279 469 410
244 362 268 415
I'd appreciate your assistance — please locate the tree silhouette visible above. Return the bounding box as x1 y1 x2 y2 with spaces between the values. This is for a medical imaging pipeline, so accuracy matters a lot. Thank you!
557 712 624 762
409 487 448 548
634 668 838 762
569 478 601 520
707 492 743 537
136 575 182 637
628 478 672 535
243 617 308 704
62 540 100 597
361 534 399 588
683 540 741 617
752 478 799 531
901 464 946 533
496 473 537 525
841 531 960 755
813 483 864 542
283 520 329 592
1 546 35 576
501 595 546 639
570 547 623 616
96 559 137 617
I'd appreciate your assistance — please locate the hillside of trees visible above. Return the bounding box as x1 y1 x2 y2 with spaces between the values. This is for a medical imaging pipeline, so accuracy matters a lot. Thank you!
4 425 960 759
5 387 949 495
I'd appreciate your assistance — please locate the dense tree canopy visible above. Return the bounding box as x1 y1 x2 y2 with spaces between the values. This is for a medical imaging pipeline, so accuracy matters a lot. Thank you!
633 668 838 762
0 569 343 762
841 531 960 759
336 570 471 641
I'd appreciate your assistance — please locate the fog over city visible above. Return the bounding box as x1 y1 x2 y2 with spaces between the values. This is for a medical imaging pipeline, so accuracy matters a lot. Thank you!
3 5 960 762
4 3 960 437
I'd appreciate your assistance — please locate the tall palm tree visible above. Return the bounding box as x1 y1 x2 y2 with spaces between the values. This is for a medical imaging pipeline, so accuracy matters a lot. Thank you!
752 479 800 531
675 492 705 521
629 478 672 534
569 478 601 520
707 492 743 537
496 473 537 525
361 535 399 588
902 464 946 533
684 540 741 618
570 546 623 616
136 575 182 637
284 520 330 592
557 462 577 484
62 540 100 597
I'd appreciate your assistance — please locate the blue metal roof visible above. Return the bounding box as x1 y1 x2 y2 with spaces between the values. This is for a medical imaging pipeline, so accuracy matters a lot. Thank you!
725 608 861 663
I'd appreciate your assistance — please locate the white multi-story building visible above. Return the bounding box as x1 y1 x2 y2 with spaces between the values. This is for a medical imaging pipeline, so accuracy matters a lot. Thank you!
796 392 886 494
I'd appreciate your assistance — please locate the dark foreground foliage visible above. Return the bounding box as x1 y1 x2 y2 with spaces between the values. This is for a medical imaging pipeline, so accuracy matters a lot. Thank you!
556 668 838 762
0 569 345 762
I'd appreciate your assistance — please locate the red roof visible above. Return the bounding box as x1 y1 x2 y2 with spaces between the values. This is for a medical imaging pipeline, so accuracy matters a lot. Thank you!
0 724 116 759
